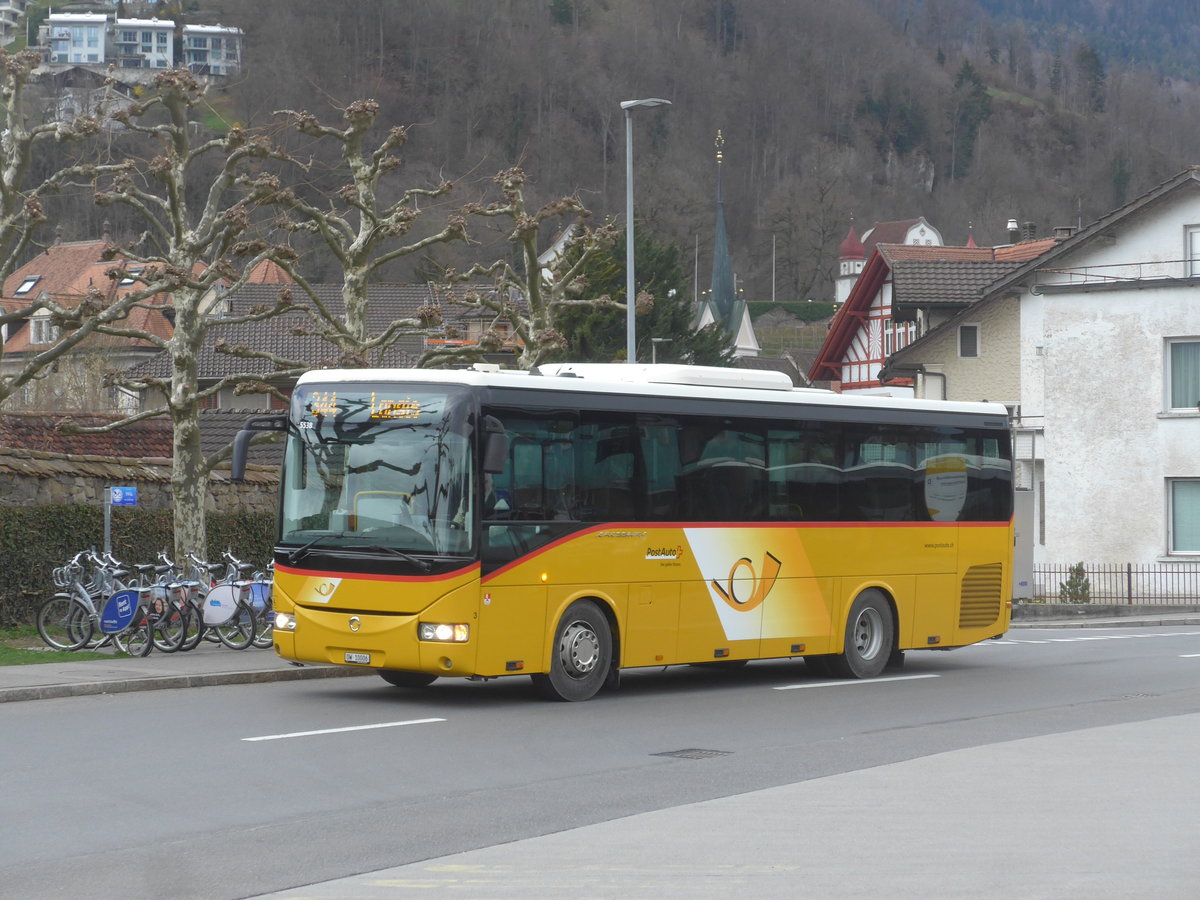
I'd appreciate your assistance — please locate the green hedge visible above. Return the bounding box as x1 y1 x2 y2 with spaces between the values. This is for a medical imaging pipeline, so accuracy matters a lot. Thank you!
747 301 837 322
0 505 275 628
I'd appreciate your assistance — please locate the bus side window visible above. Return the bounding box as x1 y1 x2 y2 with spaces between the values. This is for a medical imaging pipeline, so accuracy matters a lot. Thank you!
639 419 680 521
677 421 767 522
483 410 579 522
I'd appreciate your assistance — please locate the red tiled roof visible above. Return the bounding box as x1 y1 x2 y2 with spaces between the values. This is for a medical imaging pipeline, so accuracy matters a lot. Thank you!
877 243 995 263
244 258 294 284
995 237 1058 262
0 412 173 458
0 408 282 463
1 239 176 355
861 219 920 251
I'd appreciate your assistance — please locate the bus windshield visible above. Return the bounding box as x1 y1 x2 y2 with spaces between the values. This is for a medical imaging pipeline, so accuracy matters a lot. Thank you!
281 383 474 556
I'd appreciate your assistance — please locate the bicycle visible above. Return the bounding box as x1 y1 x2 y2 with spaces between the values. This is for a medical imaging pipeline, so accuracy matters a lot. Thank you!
37 551 156 656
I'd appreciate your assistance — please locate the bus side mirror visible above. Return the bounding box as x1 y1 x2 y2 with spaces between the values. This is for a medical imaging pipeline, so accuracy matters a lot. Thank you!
482 415 508 474
231 414 288 482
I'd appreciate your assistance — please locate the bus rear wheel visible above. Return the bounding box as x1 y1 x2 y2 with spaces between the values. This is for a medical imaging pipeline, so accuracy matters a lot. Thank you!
827 589 894 679
532 600 612 701
379 669 438 688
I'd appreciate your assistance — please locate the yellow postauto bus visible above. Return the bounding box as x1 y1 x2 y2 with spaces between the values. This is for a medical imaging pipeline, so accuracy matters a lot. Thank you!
233 363 1013 701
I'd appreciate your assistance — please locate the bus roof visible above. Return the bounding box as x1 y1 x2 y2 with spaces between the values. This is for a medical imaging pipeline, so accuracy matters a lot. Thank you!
293 364 1009 421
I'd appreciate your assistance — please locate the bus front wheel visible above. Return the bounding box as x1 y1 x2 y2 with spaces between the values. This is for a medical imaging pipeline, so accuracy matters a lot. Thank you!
532 600 612 701
379 669 439 688
827 589 894 679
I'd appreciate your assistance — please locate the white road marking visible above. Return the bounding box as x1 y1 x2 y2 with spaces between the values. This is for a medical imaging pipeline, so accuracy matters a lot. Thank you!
982 630 1200 646
242 717 445 742
773 674 940 691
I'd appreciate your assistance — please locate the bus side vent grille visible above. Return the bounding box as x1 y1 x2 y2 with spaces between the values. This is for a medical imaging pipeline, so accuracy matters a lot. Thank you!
959 563 1003 628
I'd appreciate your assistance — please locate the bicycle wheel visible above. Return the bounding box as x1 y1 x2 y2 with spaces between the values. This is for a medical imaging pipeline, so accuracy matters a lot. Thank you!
215 603 257 650
250 586 273 649
251 615 273 649
178 601 205 652
152 603 187 653
36 594 91 651
114 617 154 658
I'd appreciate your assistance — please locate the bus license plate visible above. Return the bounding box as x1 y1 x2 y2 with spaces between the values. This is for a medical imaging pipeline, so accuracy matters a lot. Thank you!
344 652 371 665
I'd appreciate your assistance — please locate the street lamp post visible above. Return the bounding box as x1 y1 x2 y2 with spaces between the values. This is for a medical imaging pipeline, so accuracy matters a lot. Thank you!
621 97 672 364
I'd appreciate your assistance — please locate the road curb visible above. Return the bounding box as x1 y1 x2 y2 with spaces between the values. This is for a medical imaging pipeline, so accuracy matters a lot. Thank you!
0 662 374 704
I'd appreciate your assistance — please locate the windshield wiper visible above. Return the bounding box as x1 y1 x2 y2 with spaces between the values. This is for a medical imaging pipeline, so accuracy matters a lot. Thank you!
284 534 433 572
361 544 432 572
284 532 353 564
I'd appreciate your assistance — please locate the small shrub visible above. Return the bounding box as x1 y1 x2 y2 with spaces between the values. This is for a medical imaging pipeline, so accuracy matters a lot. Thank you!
1058 562 1092 604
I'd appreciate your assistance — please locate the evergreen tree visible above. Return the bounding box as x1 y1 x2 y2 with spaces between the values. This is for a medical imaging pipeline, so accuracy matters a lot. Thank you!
550 228 734 366
948 60 993 180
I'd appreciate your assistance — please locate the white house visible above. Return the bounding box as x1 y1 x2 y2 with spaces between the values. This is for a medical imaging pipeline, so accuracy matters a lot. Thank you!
114 18 176 69
182 24 242 77
834 217 944 306
43 12 109 65
0 1 29 46
882 167 1200 594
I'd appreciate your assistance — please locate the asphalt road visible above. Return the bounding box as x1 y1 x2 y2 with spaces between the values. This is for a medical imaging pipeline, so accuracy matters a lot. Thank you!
3 626 1200 899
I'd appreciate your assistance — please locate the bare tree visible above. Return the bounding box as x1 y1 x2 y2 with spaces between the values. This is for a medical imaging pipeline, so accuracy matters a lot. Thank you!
262 101 468 365
0 50 134 405
75 68 301 559
425 167 618 370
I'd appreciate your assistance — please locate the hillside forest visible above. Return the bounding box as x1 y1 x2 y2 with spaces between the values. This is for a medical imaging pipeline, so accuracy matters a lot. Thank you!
40 0 1200 308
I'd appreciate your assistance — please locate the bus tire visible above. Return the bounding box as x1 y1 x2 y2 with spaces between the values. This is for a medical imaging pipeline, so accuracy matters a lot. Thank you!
532 600 612 702
379 669 439 688
827 589 894 679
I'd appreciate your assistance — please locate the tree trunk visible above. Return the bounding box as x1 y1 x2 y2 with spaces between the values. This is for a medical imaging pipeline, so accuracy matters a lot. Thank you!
168 297 208 561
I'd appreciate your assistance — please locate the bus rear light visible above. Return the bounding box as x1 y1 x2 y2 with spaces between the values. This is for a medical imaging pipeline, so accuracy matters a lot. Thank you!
419 622 470 643
275 612 297 631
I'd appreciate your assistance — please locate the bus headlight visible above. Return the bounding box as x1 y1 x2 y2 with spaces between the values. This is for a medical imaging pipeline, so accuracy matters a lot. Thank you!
418 622 469 643
274 611 297 631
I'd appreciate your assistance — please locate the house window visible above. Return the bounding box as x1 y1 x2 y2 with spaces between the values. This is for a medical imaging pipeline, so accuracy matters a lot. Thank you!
29 315 60 345
958 324 980 358
1167 340 1200 410
1169 480 1200 553
14 276 39 295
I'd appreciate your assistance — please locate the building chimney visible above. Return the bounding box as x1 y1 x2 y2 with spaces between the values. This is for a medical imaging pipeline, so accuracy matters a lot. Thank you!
1006 218 1020 243
1021 221 1037 241
1053 225 1076 241
101 220 113 244
54 224 63 245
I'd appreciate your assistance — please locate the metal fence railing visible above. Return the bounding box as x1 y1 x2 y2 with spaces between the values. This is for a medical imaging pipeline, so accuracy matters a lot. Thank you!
1033 563 1200 605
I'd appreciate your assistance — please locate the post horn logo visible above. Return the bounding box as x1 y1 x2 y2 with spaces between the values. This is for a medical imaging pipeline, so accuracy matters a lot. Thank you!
348 616 361 632
712 552 782 612
315 581 336 596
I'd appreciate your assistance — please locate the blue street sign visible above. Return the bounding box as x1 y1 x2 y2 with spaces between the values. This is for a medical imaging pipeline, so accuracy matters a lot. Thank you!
110 486 138 507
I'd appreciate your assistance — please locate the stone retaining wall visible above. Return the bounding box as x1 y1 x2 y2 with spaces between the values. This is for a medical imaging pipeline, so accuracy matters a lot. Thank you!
0 446 278 512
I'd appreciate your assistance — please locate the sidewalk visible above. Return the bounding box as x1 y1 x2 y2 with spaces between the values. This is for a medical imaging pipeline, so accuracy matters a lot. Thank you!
0 642 372 704
3 606 1200 704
